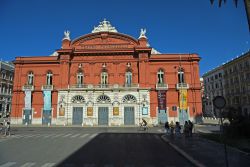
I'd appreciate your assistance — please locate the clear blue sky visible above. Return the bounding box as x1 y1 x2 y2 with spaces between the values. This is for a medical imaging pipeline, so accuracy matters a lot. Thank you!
0 0 249 75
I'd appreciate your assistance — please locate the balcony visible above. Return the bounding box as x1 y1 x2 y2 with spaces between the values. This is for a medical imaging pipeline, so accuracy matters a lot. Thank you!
69 83 140 90
22 84 34 91
42 85 53 90
124 83 139 88
156 83 168 90
176 83 189 90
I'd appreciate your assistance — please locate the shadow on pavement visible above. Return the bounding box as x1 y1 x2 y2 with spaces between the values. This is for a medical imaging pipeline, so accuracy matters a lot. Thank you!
57 133 193 167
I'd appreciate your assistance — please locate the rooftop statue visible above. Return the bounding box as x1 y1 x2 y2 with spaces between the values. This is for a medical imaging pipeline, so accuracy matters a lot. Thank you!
63 30 70 40
92 19 118 33
139 28 147 39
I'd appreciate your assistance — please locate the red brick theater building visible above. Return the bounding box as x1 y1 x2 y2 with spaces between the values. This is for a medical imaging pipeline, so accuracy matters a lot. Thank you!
11 20 202 126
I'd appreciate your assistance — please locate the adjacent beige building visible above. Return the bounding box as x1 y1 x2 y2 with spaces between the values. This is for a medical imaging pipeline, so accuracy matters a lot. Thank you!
202 50 250 117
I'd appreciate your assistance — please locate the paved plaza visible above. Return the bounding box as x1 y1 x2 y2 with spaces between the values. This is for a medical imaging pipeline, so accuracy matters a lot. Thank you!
0 125 250 167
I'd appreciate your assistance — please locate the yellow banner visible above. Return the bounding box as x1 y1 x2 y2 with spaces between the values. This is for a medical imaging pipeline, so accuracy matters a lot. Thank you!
179 89 187 110
113 107 119 116
87 107 93 116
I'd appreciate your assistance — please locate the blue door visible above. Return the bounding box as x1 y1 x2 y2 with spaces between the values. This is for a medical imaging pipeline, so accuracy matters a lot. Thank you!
179 109 189 125
42 110 52 125
98 107 109 125
23 109 32 124
158 109 167 125
72 107 83 125
124 107 135 125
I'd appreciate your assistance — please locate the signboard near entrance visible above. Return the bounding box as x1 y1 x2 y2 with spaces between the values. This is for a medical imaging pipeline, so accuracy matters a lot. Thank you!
157 90 166 110
87 107 93 116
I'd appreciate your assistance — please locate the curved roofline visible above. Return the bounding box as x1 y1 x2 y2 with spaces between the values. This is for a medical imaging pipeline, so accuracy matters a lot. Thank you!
71 31 139 46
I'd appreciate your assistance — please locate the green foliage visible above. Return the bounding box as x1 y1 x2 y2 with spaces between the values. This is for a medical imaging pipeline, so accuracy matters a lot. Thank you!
223 107 250 138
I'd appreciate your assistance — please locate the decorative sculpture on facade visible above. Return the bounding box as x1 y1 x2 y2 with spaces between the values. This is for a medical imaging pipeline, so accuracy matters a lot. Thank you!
139 28 147 39
63 30 70 40
92 19 118 33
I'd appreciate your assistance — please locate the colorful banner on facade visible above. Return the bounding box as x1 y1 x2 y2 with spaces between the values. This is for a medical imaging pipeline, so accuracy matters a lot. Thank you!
24 90 31 109
87 107 93 116
43 91 51 110
157 90 166 110
59 105 65 116
179 89 188 110
113 107 119 116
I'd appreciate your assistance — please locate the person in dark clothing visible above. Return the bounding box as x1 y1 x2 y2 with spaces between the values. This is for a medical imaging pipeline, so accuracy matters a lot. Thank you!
141 118 148 131
164 121 170 135
188 120 193 137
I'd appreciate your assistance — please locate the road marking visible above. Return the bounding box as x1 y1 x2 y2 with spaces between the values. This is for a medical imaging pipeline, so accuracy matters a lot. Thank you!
51 134 65 138
0 162 16 167
0 139 7 142
20 162 36 167
71 134 80 138
89 133 98 139
22 134 38 138
43 134 55 138
80 134 89 138
62 134 72 138
41 163 56 167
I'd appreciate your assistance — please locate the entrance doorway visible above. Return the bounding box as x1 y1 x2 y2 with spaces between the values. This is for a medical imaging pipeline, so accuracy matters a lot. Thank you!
23 109 32 125
42 110 52 125
179 109 189 125
158 109 167 124
98 107 109 125
72 107 83 125
124 107 135 125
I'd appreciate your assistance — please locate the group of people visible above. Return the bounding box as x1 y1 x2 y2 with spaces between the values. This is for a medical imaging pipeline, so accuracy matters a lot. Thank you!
164 120 193 137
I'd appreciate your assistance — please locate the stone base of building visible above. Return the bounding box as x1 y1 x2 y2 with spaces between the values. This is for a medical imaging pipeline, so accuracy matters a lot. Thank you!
10 116 196 126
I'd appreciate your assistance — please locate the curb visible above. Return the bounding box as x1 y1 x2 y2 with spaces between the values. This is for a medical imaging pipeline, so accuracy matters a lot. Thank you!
161 135 206 167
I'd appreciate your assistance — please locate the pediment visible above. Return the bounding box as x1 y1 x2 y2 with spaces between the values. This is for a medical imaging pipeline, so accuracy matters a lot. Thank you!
71 32 139 50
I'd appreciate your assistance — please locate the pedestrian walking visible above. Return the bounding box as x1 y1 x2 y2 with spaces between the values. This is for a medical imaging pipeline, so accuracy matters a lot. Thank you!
175 122 181 137
164 121 170 135
4 120 10 136
188 120 193 137
169 121 175 135
184 121 189 137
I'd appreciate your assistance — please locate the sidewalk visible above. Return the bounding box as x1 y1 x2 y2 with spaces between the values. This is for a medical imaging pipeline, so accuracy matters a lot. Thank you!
162 134 250 167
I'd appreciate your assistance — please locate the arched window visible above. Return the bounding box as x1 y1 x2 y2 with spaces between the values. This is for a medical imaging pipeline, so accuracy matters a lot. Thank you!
77 72 83 85
46 71 53 85
178 68 185 83
97 95 111 103
157 69 164 84
72 95 85 103
27 71 34 85
125 71 132 86
122 94 137 103
101 71 108 85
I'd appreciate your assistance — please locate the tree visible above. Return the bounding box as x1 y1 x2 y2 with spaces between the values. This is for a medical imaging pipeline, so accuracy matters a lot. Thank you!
210 0 250 31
